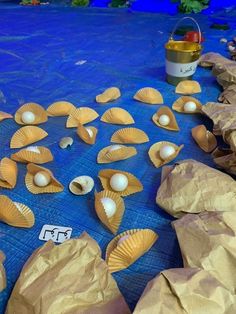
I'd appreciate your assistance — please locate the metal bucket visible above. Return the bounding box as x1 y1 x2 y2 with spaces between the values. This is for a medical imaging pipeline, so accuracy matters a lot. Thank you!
165 17 202 86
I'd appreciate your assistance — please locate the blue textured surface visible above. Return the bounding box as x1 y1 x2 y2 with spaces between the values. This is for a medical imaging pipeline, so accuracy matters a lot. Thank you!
0 4 235 312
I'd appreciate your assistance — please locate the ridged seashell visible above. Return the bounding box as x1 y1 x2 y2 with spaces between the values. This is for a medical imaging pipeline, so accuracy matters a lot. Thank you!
0 195 35 228
0 251 6 292
15 103 48 125
11 146 53 164
66 107 99 128
152 106 179 131
25 163 64 194
0 111 13 122
10 126 48 149
133 87 164 105
47 101 76 116
97 145 137 164
0 158 18 189
98 169 143 197
172 96 202 114
175 80 201 95
101 107 135 125
59 137 73 149
69 176 94 195
106 229 158 273
148 141 184 168
95 190 125 234
96 87 121 103
77 124 97 145
192 125 217 153
111 127 149 144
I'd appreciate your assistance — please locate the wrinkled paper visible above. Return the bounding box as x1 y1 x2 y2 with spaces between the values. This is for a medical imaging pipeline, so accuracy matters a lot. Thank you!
212 147 236 175
218 84 236 104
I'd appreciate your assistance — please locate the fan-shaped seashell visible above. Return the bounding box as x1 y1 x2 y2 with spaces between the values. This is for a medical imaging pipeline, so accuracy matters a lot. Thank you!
175 80 201 95
111 127 149 144
47 101 76 116
106 229 158 273
98 169 143 197
133 87 164 105
69 176 94 195
96 87 121 103
152 106 179 131
11 146 53 164
15 103 48 125
101 107 135 125
77 124 97 145
0 250 6 292
0 195 35 228
0 111 13 122
66 107 99 128
0 158 18 189
148 141 184 168
95 190 125 234
172 96 202 114
25 163 63 194
97 145 137 164
10 126 48 149
192 125 217 153
59 137 73 149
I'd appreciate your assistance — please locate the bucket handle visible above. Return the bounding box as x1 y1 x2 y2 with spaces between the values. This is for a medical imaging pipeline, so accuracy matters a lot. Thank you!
169 17 201 44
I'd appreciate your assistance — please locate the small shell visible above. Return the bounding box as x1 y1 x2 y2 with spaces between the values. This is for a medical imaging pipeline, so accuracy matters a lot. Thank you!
106 229 158 273
0 111 13 122
175 80 201 94
97 145 137 164
133 87 164 105
152 106 179 131
10 126 48 149
0 251 6 292
47 101 76 116
66 107 99 128
77 124 97 145
96 87 121 103
98 169 143 197
148 141 184 168
59 137 73 149
11 146 53 164
95 190 125 234
25 163 64 194
0 158 18 189
172 96 202 114
101 107 135 125
15 103 48 125
192 125 217 153
111 127 149 144
69 176 94 195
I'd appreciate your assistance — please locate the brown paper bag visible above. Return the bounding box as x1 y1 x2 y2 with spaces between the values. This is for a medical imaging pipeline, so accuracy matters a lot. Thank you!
6 232 131 314
0 251 6 292
216 63 236 89
199 52 232 68
212 147 236 175
218 84 236 104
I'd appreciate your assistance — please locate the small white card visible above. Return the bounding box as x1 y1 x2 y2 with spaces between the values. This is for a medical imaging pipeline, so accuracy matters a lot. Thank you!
39 224 72 243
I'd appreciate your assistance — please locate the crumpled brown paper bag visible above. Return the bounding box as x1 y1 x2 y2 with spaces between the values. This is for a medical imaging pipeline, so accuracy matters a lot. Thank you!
199 52 232 68
133 267 236 314
212 147 236 175
0 251 6 292
156 159 236 218
218 84 236 104
6 232 131 314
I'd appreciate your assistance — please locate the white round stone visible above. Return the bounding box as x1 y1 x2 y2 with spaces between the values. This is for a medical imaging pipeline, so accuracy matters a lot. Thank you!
109 145 122 152
158 114 170 126
100 197 117 218
110 173 128 192
85 128 93 138
117 234 130 246
33 171 50 187
183 101 197 112
21 111 35 124
159 145 175 160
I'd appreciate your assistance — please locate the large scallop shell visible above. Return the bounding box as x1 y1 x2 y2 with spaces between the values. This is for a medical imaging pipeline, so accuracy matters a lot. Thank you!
15 103 48 125
97 145 137 164
66 107 99 128
152 106 179 131
192 125 217 153
111 127 149 144
69 176 94 195
133 87 163 105
0 111 13 122
101 107 135 125
0 251 6 292
10 126 48 149
47 101 76 116
77 124 97 145
106 229 158 273
175 80 201 95
172 96 202 114
11 146 53 164
96 87 121 103
0 158 18 189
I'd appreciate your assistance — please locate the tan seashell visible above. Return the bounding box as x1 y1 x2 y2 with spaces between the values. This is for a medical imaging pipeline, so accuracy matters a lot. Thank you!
69 176 94 195
96 87 121 103
148 141 184 168
11 146 53 164
59 137 73 149
106 229 158 273
172 96 202 114
111 127 149 144
77 124 97 145
15 103 48 125
98 169 143 196
0 111 13 122
97 145 137 164
192 125 217 153
47 101 76 116
10 126 48 149
175 80 201 94
0 250 6 292
66 107 99 128
25 163 63 194
0 158 18 189
101 107 135 125
95 190 125 234
0 195 35 228
152 106 179 131
133 87 164 105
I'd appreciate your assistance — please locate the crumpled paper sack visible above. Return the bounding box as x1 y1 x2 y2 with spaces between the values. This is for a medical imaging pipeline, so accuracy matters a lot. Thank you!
212 147 236 175
6 232 131 314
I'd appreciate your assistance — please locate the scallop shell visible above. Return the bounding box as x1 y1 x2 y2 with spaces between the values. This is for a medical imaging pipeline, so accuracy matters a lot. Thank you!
0 111 13 122
148 141 184 168
192 125 217 153
47 101 76 116
133 87 164 105
98 169 143 197
66 107 99 128
152 106 179 131
96 87 121 103
11 146 53 164
59 137 73 149
95 190 125 234
0 195 35 228
101 107 135 125
69 176 94 195
15 103 48 125
0 158 18 189
25 163 64 194
111 127 149 144
97 145 137 164
77 124 97 145
106 229 158 273
10 126 48 149
175 80 201 95
172 96 202 114
0 251 6 292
